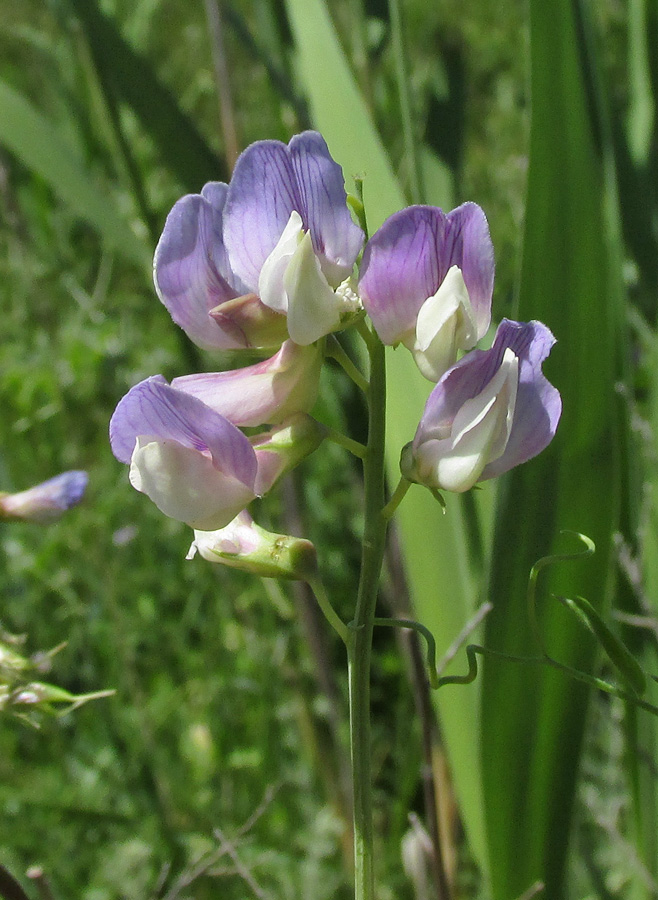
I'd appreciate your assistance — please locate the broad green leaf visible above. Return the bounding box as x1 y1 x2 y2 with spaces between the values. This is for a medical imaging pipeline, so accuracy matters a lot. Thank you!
0 79 147 266
284 0 488 872
481 0 626 896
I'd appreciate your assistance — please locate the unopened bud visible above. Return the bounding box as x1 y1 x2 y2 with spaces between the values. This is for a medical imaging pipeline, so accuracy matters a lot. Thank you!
187 510 318 581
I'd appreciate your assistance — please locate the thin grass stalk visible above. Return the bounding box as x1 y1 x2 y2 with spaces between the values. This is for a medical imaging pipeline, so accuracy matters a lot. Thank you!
387 0 425 204
203 0 240 169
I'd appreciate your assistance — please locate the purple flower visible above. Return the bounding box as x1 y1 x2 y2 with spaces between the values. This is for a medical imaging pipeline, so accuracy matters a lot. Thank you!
0 471 88 522
154 182 288 351
223 131 364 345
155 133 364 349
401 320 561 492
359 204 494 380
109 376 324 530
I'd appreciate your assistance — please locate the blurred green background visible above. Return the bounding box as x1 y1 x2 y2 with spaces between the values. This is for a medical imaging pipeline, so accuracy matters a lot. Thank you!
1 0 657 898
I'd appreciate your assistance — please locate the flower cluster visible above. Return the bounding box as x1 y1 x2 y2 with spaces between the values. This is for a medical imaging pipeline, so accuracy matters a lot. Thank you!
110 131 560 571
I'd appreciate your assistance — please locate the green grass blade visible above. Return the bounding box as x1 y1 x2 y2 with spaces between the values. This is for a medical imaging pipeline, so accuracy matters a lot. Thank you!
0 79 147 267
480 0 626 896
67 0 225 190
284 0 487 870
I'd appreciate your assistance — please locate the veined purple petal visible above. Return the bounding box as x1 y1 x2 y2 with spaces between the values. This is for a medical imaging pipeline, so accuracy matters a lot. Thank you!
289 132 364 282
109 376 257 489
224 132 363 291
171 341 322 427
414 319 560 483
223 141 303 291
154 184 252 350
359 203 494 345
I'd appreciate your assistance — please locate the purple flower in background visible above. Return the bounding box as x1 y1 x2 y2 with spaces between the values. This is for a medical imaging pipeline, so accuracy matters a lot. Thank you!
359 204 494 380
223 131 364 345
0 471 88 523
154 182 288 351
400 320 561 493
109 376 325 530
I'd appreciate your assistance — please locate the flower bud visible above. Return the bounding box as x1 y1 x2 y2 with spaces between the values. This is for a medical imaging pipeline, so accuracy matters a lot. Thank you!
187 510 318 580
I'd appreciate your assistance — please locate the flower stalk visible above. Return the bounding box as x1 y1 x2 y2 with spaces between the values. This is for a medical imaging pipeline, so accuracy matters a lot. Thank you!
348 325 388 900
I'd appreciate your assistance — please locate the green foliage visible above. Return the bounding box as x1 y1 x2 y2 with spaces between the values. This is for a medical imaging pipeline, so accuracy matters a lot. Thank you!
1 0 658 898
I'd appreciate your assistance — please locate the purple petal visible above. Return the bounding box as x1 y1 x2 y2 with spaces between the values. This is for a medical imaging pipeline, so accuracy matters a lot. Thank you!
360 207 442 344
289 132 364 280
415 319 561 481
223 141 302 291
359 203 494 345
223 132 363 291
442 203 494 332
42 471 89 509
154 185 251 350
109 376 257 489
171 341 321 427
0 471 88 522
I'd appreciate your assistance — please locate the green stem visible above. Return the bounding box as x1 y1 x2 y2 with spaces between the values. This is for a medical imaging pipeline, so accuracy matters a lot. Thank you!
381 477 410 521
307 577 350 646
326 335 369 394
324 426 368 459
348 327 388 900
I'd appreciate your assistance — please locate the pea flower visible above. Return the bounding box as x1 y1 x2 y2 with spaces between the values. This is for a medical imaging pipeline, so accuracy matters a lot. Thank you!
187 510 318 580
223 131 364 345
0 471 88 523
400 319 561 493
359 204 494 381
109 375 325 530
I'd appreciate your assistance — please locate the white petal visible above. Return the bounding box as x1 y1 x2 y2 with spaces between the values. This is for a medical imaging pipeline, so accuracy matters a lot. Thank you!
412 266 479 381
187 510 258 561
130 438 254 530
284 231 341 344
258 210 304 314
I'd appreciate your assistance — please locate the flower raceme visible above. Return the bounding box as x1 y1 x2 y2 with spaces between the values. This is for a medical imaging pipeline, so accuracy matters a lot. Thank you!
155 131 364 351
359 203 494 381
400 319 561 493
113 128 561 542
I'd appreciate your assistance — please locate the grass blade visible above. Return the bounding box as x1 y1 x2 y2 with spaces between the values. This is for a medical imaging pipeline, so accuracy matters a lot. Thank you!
480 0 626 895
67 0 224 190
0 78 147 266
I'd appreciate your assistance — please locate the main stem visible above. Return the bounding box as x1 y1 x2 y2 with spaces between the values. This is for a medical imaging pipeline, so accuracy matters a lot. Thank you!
348 329 388 900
